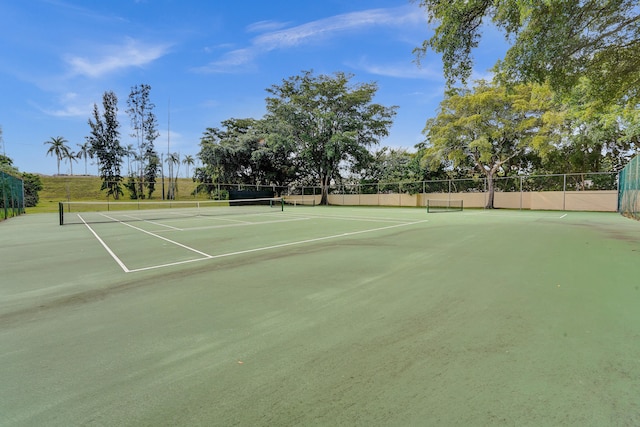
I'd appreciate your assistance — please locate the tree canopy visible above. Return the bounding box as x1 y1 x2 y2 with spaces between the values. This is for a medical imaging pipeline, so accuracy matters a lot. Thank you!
44 136 71 176
423 80 563 208
87 91 125 199
126 84 159 199
414 0 640 104
265 70 397 204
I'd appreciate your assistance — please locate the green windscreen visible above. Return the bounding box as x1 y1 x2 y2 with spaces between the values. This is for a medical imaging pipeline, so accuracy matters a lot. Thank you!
1 171 25 221
619 155 640 220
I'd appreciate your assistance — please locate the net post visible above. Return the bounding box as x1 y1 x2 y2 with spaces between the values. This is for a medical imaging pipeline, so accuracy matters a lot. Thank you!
280 197 284 211
58 202 64 226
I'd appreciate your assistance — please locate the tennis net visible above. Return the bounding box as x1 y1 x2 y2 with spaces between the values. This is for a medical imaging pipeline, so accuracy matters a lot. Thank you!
59 197 284 225
426 199 463 213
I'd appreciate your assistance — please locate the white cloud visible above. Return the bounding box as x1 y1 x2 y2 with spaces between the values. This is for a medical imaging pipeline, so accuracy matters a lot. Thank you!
203 43 235 54
201 48 256 73
470 68 496 84
65 38 171 78
253 7 422 51
33 91 93 118
197 6 423 73
42 104 91 118
353 57 443 80
246 20 290 33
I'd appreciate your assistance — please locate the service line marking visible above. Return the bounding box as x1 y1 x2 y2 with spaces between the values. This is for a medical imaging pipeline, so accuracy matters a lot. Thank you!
99 213 212 258
122 215 183 230
79 214 131 273
127 219 429 273
174 216 309 232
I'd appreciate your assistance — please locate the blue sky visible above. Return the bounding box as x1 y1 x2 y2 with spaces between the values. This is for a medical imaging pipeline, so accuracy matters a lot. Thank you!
0 0 507 176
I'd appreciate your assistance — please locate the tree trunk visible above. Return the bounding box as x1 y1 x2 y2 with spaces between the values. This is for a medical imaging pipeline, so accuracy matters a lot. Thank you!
485 173 495 209
320 174 330 205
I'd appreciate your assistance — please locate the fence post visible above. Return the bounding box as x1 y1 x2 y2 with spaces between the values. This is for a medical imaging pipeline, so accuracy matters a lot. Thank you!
563 174 567 211
484 178 487 208
519 175 523 210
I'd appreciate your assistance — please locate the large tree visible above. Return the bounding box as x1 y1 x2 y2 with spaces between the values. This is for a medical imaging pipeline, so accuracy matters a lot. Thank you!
196 117 297 197
540 85 640 177
198 118 261 186
87 91 125 199
414 0 640 104
265 70 397 204
44 136 71 175
423 80 563 208
249 118 298 189
355 147 437 194
126 84 159 199
0 154 15 173
21 173 42 207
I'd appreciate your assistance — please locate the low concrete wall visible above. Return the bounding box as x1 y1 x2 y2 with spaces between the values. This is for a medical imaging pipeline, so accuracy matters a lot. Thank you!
317 190 618 212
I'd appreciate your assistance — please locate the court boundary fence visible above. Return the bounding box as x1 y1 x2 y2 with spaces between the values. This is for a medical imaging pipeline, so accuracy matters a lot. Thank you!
289 172 618 212
618 156 639 220
42 171 619 212
1 171 25 221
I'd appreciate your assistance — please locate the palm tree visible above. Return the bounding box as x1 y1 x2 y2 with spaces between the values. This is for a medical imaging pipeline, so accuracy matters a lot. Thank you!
166 152 180 199
44 136 71 175
182 154 195 178
66 150 77 175
125 144 135 175
76 143 93 175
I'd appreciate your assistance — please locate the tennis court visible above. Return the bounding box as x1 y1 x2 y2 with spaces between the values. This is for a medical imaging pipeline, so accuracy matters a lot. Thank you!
1 205 640 425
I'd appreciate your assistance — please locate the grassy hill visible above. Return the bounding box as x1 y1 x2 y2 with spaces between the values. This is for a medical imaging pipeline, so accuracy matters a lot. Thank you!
30 175 206 214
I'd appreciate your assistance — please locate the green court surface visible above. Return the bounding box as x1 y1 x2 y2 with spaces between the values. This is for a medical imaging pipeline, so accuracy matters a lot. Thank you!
1 206 640 426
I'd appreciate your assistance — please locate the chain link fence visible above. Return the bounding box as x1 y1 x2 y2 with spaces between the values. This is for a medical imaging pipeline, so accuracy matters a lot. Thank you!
1 171 25 220
618 156 639 220
40 172 619 211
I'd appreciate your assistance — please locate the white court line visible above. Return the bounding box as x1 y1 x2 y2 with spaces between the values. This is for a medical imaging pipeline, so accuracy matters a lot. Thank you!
78 214 130 273
283 212 414 223
127 219 429 273
122 215 183 230
461 211 569 219
99 213 212 257
171 216 310 232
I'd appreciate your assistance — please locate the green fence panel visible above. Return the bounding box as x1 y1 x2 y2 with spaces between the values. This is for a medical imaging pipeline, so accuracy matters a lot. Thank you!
0 171 25 220
618 155 640 220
